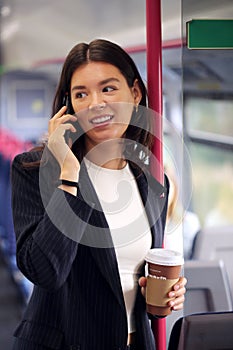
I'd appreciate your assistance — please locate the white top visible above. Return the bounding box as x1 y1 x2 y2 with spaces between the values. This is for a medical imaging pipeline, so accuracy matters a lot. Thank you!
84 158 152 333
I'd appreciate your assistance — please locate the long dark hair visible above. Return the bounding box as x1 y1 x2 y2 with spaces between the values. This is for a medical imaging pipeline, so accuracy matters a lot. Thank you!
24 39 154 167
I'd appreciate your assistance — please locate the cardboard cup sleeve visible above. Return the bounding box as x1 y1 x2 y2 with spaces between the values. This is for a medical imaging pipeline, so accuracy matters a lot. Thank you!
146 276 179 307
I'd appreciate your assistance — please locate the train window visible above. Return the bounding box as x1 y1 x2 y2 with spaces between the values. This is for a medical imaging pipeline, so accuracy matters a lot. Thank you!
182 92 233 229
188 141 233 228
185 97 233 137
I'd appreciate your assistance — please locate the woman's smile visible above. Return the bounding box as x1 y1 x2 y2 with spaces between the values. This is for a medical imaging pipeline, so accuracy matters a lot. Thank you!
89 114 114 126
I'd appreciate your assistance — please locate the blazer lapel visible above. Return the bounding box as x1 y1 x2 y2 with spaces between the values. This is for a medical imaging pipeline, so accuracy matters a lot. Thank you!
130 164 168 248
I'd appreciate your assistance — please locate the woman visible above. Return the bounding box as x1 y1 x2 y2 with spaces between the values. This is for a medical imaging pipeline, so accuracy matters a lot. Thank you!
11 39 186 350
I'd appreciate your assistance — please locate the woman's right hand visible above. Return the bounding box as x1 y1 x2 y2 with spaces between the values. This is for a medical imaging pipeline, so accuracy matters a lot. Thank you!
48 106 80 182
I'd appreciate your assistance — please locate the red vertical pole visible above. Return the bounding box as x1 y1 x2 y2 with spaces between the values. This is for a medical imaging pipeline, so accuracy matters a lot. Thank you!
146 0 166 350
146 0 163 183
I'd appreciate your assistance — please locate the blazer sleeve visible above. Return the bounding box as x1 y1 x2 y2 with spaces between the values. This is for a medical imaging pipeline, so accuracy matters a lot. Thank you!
11 152 93 291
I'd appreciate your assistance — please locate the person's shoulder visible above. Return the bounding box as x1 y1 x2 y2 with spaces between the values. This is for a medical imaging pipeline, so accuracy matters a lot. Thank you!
12 147 43 168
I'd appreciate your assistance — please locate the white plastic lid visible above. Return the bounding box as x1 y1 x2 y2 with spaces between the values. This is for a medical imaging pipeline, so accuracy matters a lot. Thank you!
145 248 184 266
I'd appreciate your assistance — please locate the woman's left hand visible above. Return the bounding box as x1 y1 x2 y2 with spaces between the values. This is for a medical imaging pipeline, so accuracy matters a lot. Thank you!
138 276 187 311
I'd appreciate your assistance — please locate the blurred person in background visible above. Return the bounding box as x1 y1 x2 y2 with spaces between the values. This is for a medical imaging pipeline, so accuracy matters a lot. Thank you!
164 166 201 260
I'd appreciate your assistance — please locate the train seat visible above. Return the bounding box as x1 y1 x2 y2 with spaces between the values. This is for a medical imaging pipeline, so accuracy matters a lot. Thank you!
166 259 233 346
192 225 233 292
168 311 233 350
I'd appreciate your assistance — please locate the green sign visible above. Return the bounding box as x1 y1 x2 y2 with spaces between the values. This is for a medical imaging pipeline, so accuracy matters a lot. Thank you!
187 19 233 49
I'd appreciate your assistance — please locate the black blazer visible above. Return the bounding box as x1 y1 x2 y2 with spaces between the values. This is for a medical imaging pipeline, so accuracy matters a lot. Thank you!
11 148 169 350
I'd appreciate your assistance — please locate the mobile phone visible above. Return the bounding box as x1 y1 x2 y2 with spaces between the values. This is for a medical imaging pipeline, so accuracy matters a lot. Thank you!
63 94 72 144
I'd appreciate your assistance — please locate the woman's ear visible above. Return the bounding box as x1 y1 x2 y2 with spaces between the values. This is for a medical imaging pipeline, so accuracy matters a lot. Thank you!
132 79 142 105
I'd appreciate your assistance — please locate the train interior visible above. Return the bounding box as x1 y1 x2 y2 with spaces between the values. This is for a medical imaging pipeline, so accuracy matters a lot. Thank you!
0 0 233 348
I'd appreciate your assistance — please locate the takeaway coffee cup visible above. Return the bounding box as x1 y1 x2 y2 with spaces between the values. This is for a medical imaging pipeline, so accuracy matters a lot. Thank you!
145 248 184 316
